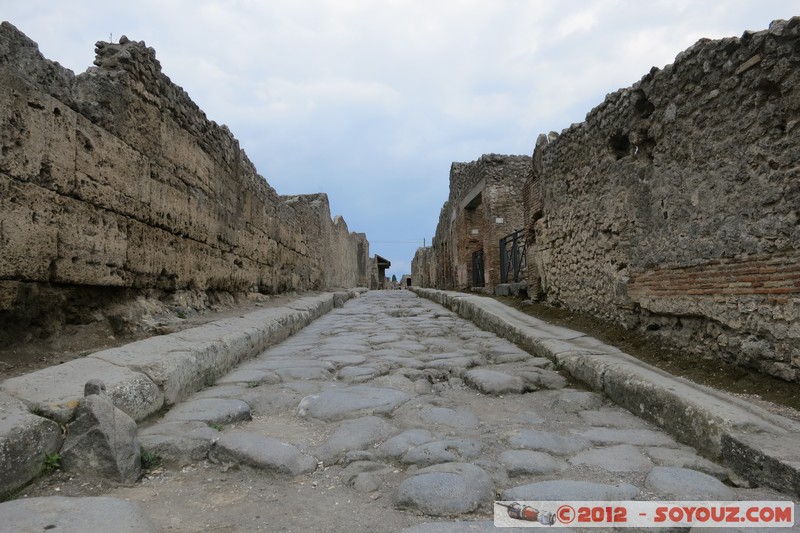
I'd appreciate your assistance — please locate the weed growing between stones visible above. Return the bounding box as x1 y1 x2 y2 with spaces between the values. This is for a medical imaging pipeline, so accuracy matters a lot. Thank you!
43 452 60 473
140 450 162 470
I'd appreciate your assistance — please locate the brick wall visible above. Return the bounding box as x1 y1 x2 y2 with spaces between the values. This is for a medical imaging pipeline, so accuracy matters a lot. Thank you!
412 154 530 292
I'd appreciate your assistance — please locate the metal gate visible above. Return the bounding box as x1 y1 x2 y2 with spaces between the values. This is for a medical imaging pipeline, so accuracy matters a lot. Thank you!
500 230 526 283
471 249 485 288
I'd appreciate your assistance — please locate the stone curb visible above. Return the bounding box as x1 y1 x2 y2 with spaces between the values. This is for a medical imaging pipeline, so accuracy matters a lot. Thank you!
411 287 800 497
0 288 365 499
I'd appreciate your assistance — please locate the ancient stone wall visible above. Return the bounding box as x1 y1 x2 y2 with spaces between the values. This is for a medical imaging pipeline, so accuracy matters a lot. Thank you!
412 154 530 292
526 18 800 382
0 23 368 341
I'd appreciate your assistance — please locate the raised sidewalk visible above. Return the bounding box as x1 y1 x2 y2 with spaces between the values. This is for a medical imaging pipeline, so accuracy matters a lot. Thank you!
412 287 800 497
0 289 365 499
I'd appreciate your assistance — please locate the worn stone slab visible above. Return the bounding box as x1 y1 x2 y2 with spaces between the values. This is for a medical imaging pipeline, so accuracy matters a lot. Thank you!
540 389 604 412
518 369 568 390
402 439 483 466
0 392 63 499
580 427 679 447
377 429 436 459
337 365 385 382
508 429 591 456
211 432 317 476
498 450 567 476
0 496 158 532
296 386 411 421
60 394 141 484
315 416 398 464
216 368 280 386
645 466 735 500
0 358 163 423
321 354 367 367
393 463 495 516
503 480 641 501
90 337 203 407
163 398 251 426
139 421 220 465
568 444 654 473
644 446 728 480
341 460 393 492
463 369 528 395
579 409 652 429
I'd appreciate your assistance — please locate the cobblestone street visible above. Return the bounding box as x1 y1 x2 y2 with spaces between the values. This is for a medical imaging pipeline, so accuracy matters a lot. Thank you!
56 290 785 532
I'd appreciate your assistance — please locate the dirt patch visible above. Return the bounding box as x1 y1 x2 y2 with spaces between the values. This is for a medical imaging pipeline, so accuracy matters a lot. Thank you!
492 295 800 418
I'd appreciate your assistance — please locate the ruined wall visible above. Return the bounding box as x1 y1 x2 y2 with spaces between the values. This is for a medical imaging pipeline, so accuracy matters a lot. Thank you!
412 154 530 291
0 23 368 339
526 18 800 382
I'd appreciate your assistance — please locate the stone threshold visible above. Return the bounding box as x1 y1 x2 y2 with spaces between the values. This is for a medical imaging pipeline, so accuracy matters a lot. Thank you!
410 287 800 498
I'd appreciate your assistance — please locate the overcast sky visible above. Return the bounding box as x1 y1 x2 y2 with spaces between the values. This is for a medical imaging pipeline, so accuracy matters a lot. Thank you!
2 1 795 278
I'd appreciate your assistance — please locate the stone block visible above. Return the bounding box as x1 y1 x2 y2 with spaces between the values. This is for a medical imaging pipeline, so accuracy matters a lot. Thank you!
0 358 163 423
0 392 62 499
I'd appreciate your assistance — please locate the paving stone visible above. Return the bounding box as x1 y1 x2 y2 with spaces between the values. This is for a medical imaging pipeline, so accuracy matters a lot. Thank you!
579 409 652 429
580 427 679 447
274 366 333 381
503 480 641 501
191 384 252 401
645 466 735 499
369 374 418 394
540 389 604 413
216 368 280 386
337 365 386 382
402 522 553 533
0 392 63 499
163 398 251 426
518 369 569 390
244 390 302 415
296 386 411 421
369 333 403 345
644 447 728 480
138 421 220 465
393 463 495 516
341 460 393 492
0 496 158 532
402 438 483 466
395 402 479 432
377 429 436 459
315 416 398 464
568 444 654 472
507 429 591 456
463 369 529 395
321 354 367 367
499 449 567 476
424 356 481 371
486 345 531 363
211 431 317 476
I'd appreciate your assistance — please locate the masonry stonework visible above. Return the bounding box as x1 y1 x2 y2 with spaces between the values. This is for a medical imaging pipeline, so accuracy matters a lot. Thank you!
416 18 800 383
412 154 530 293
0 23 369 342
